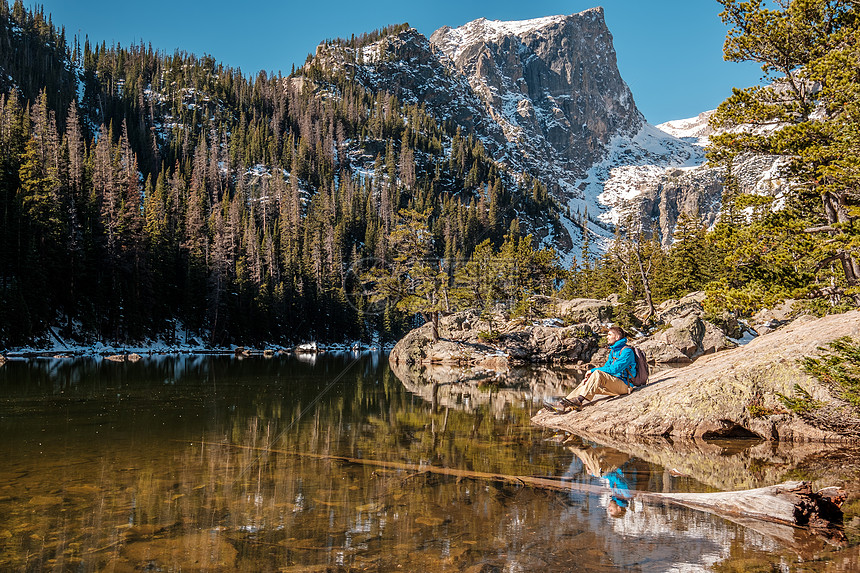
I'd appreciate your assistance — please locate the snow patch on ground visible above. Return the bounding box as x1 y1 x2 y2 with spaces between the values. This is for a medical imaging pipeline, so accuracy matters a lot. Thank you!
3 321 393 358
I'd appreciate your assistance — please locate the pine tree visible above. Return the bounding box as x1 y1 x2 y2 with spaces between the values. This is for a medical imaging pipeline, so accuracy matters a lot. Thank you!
610 209 660 318
0 1 554 345
364 208 445 340
710 0 860 307
665 211 709 297
452 239 501 312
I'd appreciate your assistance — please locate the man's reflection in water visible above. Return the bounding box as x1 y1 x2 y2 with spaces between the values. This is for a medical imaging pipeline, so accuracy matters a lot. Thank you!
565 442 634 518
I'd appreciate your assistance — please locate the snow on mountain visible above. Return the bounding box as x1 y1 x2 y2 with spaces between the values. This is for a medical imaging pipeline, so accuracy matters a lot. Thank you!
426 9 655 257
571 110 790 255
430 8 643 184
593 124 705 222
555 121 707 261
656 110 715 146
431 14 574 64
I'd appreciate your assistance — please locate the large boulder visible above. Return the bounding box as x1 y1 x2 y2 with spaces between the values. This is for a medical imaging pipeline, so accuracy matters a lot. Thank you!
441 309 487 338
636 339 691 364
646 314 736 361
589 346 610 366
711 311 743 340
655 291 706 323
752 299 799 335
524 324 596 361
655 315 705 358
389 310 599 366
699 321 738 355
549 297 612 327
533 310 860 442
389 320 493 365
753 299 798 325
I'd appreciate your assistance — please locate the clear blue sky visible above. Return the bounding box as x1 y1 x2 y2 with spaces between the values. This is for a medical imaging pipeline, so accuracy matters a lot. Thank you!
35 0 762 124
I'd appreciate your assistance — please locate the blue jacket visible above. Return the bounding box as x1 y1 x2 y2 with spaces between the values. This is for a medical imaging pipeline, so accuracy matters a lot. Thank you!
592 338 636 386
606 468 632 508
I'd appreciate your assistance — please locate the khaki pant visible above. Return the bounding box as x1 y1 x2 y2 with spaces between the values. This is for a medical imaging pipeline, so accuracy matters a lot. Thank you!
568 445 631 478
565 370 630 402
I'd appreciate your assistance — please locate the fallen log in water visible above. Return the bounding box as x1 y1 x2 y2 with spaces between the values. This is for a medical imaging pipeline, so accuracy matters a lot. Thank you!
190 440 845 533
638 482 846 531
636 482 848 550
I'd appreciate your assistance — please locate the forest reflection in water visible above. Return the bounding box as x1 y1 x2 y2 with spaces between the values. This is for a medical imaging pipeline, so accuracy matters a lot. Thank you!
0 353 858 571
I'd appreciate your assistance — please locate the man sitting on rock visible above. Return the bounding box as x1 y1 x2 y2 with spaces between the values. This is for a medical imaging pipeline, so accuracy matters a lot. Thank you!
546 326 636 414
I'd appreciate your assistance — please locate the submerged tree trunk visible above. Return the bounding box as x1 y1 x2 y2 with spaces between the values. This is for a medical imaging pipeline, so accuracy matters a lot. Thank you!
200 441 845 534
648 481 845 531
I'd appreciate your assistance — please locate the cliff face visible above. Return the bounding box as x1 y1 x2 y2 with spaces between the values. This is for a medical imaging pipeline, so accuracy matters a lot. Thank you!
430 10 643 181
331 13 724 256
638 113 788 245
319 10 646 196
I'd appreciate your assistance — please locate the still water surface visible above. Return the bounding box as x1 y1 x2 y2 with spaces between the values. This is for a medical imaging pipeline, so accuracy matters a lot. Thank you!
0 353 858 572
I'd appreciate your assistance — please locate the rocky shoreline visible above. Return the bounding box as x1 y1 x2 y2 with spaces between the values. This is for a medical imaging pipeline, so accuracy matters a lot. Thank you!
389 295 860 442
0 337 389 362
389 293 747 368
539 310 860 442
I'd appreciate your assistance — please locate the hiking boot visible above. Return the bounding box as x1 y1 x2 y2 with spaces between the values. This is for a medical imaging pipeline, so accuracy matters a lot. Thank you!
543 400 562 413
545 397 583 414
560 397 584 412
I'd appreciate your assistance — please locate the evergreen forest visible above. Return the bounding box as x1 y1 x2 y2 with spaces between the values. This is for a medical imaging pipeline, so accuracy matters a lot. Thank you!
0 1 556 347
1 0 858 349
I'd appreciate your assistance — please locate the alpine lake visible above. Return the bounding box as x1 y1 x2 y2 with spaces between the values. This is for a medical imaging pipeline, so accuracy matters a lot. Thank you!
1 352 859 572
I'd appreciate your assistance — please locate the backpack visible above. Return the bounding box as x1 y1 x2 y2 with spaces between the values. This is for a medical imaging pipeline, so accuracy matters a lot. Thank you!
629 346 650 387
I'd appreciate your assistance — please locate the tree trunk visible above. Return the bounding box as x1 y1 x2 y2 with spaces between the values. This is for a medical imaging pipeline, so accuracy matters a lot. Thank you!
822 191 860 288
439 260 451 312
423 312 439 342
634 245 656 317
648 481 845 531
197 441 845 534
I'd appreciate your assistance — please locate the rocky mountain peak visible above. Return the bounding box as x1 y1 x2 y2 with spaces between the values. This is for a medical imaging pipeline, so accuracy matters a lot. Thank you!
311 25 509 150
430 13 580 63
429 9 642 184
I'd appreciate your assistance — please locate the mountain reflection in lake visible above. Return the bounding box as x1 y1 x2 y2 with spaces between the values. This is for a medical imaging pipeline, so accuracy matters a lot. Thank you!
0 354 858 571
